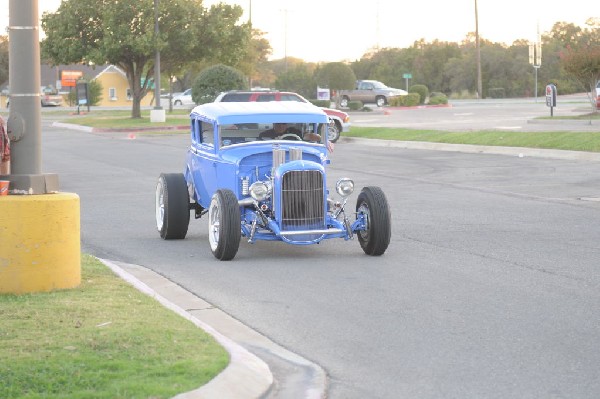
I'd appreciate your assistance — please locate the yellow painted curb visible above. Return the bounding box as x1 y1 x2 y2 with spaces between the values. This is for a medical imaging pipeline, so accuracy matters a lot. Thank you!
0 192 81 294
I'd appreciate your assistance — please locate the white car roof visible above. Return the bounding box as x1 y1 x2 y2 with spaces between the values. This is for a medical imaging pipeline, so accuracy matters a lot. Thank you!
190 101 329 125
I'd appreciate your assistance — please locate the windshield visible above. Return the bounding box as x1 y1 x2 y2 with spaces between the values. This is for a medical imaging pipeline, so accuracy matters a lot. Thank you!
219 122 327 147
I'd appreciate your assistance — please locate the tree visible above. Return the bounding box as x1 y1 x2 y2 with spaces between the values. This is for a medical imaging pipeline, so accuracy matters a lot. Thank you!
159 2 251 111
560 45 600 111
558 20 600 111
41 0 248 118
315 62 356 105
192 64 247 104
275 63 317 98
238 29 272 87
199 4 251 68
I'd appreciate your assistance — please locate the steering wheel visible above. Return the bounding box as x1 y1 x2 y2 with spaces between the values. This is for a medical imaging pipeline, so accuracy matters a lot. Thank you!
279 133 302 141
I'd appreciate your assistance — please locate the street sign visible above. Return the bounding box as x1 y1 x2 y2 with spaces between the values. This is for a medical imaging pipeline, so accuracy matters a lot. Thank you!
403 73 412 79
545 83 557 116
60 70 83 88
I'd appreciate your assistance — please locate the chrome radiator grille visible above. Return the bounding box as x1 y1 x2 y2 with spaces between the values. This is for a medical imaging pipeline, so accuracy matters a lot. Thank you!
281 170 325 231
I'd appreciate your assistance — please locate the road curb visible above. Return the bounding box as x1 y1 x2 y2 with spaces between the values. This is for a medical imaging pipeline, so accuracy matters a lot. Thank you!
52 121 188 133
52 121 94 132
527 118 597 126
98 258 274 399
340 137 600 162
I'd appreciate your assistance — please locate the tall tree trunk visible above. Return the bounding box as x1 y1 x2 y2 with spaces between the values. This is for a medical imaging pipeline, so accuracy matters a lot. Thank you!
122 61 146 119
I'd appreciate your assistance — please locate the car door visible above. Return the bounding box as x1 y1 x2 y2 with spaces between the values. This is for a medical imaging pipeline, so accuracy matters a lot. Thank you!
187 118 219 208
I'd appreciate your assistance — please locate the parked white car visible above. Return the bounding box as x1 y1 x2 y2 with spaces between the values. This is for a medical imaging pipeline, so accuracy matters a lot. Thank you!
172 88 194 106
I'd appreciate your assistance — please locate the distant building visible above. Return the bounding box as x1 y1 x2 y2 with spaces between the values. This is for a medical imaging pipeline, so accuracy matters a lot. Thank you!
1 64 154 108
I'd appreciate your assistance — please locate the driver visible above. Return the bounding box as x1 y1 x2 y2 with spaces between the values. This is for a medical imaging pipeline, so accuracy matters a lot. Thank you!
259 123 300 139
259 123 321 142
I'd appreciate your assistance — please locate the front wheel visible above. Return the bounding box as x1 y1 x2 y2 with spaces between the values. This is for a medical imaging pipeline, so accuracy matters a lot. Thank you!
208 189 241 261
156 173 190 239
356 186 391 256
375 96 386 107
327 121 341 143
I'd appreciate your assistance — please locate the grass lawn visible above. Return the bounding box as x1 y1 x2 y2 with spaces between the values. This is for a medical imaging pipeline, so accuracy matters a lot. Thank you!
0 255 228 399
344 127 600 152
65 109 190 129
54 109 600 151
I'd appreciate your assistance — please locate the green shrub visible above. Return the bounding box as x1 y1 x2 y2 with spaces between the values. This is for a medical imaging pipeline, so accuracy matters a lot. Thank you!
348 100 363 110
192 64 248 104
389 93 420 107
488 88 506 98
449 90 478 100
309 99 330 107
389 96 402 106
67 79 103 106
409 84 429 105
428 93 448 105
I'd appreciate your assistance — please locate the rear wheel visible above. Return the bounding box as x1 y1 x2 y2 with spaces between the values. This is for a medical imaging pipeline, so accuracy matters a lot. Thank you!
156 173 190 239
356 186 391 256
376 96 386 107
340 96 350 108
208 189 241 260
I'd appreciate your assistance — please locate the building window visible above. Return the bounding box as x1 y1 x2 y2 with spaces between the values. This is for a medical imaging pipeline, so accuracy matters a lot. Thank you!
126 89 132 101
109 87 117 101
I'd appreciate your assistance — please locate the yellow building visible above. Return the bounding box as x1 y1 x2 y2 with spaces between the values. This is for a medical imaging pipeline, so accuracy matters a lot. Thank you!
1 64 156 108
92 65 154 107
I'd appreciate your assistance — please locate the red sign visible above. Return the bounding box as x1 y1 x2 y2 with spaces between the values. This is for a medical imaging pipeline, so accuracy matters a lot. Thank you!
60 70 83 87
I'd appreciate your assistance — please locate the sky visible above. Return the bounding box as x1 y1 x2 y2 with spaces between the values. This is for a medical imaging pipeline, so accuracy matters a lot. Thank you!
0 0 596 62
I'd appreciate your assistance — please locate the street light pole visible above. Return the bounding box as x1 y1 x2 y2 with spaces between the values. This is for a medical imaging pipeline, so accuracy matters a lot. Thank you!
151 0 165 122
529 26 542 102
4 0 57 192
475 0 482 99
154 0 161 109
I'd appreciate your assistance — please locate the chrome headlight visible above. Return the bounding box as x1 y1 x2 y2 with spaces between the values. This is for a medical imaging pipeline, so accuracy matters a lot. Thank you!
249 181 271 201
336 178 354 197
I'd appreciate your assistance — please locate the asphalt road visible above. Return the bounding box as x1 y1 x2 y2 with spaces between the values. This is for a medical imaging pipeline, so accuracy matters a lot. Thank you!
39 102 600 398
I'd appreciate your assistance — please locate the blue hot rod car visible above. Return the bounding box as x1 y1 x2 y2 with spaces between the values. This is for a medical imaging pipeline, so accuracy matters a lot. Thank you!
155 102 391 260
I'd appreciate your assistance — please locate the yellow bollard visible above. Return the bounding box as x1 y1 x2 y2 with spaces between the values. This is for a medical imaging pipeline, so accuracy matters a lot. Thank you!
0 192 81 294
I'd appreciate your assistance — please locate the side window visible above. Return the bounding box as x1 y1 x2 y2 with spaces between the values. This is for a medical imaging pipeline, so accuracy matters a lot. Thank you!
191 119 201 144
256 94 276 102
222 93 251 102
200 121 214 146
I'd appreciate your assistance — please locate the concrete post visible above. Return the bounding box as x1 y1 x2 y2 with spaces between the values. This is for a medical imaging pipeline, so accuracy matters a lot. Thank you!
0 0 80 294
